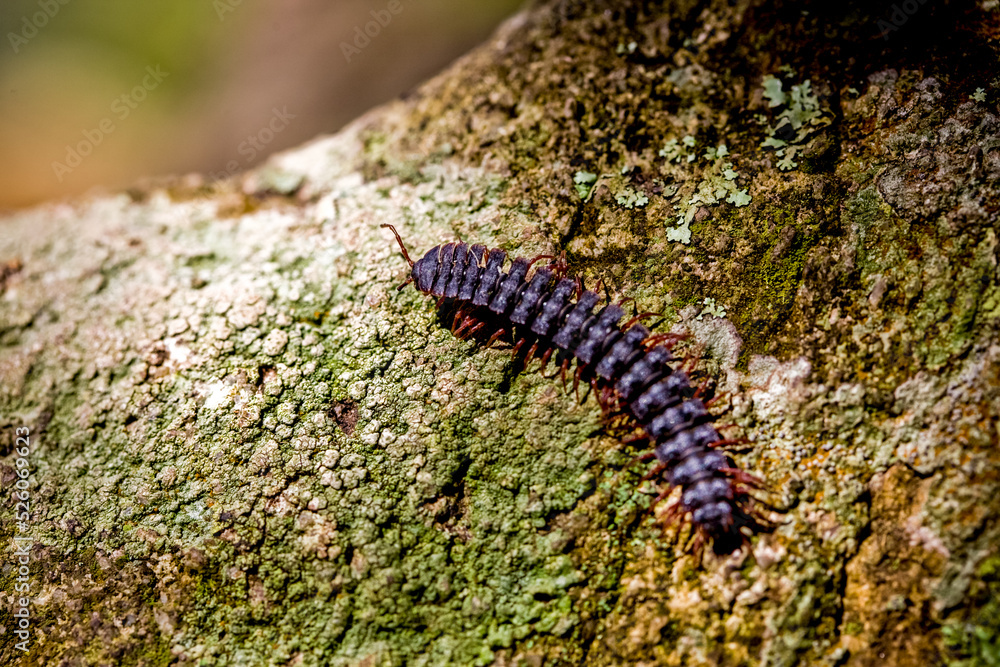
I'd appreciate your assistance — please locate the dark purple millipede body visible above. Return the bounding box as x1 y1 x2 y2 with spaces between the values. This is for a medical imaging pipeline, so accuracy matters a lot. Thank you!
381 224 770 555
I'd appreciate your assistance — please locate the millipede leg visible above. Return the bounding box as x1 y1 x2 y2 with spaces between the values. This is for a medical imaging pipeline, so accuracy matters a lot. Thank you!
650 491 673 512
643 462 668 481
617 297 636 311
688 532 705 562
622 311 661 329
548 252 569 277
623 432 650 446
527 254 555 268
625 451 657 469
452 312 473 335
712 438 751 449
721 466 765 489
537 347 553 372
454 315 477 337
486 328 506 347
642 333 683 351
693 379 711 399
381 223 415 267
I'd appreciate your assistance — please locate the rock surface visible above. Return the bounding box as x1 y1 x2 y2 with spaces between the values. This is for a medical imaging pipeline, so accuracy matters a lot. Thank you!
1 1 999 665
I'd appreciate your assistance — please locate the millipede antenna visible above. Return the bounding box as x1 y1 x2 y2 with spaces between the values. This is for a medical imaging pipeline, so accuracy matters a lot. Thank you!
381 224 414 267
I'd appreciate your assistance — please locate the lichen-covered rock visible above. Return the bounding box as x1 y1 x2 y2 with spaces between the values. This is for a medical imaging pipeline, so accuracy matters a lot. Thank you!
2 1 999 665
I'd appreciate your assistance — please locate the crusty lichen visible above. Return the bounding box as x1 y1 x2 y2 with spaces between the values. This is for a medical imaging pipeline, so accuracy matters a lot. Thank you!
2 1 1000 666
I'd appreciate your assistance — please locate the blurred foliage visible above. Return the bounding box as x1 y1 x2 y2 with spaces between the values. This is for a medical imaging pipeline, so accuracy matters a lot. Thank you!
0 0 522 210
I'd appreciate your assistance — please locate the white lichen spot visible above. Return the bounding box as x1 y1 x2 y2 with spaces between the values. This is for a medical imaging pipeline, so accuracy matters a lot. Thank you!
203 381 234 410
162 337 194 370
348 380 368 401
166 317 190 336
158 466 178 488
320 449 340 469
665 215 692 244
745 355 812 421
249 439 279 473
298 511 340 559
228 294 266 330
265 492 295 517
262 329 289 356
904 516 950 558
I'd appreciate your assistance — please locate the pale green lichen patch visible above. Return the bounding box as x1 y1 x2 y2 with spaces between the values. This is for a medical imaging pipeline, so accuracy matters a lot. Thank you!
758 75 834 171
656 139 753 246
0 125 650 666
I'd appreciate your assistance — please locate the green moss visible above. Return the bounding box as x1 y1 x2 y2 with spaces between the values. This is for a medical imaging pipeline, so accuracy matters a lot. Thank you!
942 557 1000 666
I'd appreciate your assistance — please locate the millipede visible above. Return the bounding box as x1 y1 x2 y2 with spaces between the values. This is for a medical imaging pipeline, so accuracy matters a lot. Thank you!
381 224 771 556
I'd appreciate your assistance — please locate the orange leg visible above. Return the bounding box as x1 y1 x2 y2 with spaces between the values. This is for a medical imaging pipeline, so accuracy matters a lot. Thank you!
643 462 668 482
527 254 555 269
486 328 506 347
643 332 687 349
693 379 712 399
711 437 750 448
650 491 675 514
720 466 765 489
625 451 657 469
512 338 527 355
546 252 569 277
622 311 661 329
623 432 650 446
537 347 553 372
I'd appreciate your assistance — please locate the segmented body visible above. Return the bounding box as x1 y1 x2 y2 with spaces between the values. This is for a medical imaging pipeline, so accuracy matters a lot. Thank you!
383 225 766 555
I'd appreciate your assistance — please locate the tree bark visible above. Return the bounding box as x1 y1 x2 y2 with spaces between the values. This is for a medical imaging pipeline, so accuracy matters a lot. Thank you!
2 1 999 665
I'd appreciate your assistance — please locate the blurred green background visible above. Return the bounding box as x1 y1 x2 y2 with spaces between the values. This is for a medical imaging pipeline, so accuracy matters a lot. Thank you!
0 0 523 210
